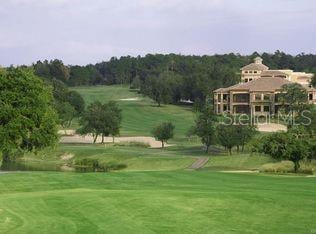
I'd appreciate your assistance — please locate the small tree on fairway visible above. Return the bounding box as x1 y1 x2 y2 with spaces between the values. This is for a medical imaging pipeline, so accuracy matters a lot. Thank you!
78 101 103 143
194 107 217 153
77 101 122 143
152 122 175 148
235 124 258 152
0 68 59 165
106 101 122 143
216 124 239 155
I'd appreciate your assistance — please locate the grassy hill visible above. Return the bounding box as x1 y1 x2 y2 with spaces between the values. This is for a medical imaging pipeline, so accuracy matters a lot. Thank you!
0 171 315 233
71 85 196 137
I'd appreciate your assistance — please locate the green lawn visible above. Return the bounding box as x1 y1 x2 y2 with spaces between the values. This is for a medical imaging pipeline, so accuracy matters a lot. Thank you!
0 171 315 233
204 154 275 171
71 85 196 137
14 144 197 172
13 143 276 172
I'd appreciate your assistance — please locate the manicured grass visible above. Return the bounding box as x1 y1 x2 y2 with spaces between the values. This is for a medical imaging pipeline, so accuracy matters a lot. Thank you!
15 144 275 172
16 144 197 171
0 171 315 233
71 85 196 137
204 154 275 171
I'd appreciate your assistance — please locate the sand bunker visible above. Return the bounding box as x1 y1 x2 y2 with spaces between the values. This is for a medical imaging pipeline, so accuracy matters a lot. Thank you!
60 135 170 148
60 154 74 160
256 123 287 132
119 97 141 101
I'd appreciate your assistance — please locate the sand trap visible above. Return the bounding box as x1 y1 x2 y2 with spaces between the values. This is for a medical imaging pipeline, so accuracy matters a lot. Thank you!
60 165 75 172
58 130 76 136
119 97 141 101
220 170 259 173
256 123 287 132
60 134 171 148
60 154 74 160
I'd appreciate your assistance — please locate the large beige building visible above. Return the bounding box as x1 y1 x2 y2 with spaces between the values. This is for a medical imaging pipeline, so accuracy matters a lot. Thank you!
214 57 315 115
241 57 314 85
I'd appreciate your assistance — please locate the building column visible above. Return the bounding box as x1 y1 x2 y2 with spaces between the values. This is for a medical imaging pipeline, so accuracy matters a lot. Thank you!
271 94 275 116
220 93 224 113
229 92 234 114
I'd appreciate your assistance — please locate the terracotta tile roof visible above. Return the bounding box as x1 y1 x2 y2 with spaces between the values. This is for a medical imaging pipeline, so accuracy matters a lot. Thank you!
260 70 287 77
214 83 242 93
240 63 269 71
214 77 292 92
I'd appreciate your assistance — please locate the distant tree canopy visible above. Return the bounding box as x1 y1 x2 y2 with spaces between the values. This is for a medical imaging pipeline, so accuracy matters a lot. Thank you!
0 68 59 165
31 52 316 105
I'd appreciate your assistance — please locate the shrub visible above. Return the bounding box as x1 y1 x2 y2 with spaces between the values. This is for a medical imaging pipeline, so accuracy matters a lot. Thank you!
73 158 127 172
106 162 127 171
259 161 293 173
260 161 315 174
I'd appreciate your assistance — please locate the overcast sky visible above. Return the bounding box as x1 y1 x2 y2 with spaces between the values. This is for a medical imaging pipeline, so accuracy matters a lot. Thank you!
0 0 315 66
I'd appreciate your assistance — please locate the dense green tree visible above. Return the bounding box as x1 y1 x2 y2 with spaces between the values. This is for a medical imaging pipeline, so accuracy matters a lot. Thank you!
311 74 316 87
279 83 309 126
151 122 175 148
50 79 85 124
280 83 308 113
56 102 76 131
34 59 70 82
104 101 122 142
216 124 239 155
49 59 70 82
144 75 171 106
33 60 50 79
194 107 217 153
0 68 59 165
51 78 70 103
260 132 310 173
235 124 258 152
78 101 121 143
78 101 103 143
67 91 85 114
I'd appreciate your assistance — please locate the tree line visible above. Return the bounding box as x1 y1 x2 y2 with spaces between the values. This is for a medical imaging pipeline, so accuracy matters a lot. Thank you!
31 51 316 107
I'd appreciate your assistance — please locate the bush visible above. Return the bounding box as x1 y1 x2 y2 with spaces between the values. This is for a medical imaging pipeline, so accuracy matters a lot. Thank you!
259 161 294 173
73 158 127 172
260 160 315 174
73 158 102 172
106 162 127 171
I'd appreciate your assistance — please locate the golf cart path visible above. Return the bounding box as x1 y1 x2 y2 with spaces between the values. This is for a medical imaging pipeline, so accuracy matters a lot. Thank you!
187 157 209 170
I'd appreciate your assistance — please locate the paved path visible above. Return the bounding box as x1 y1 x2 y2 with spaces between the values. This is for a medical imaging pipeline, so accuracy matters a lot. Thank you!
187 157 209 170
